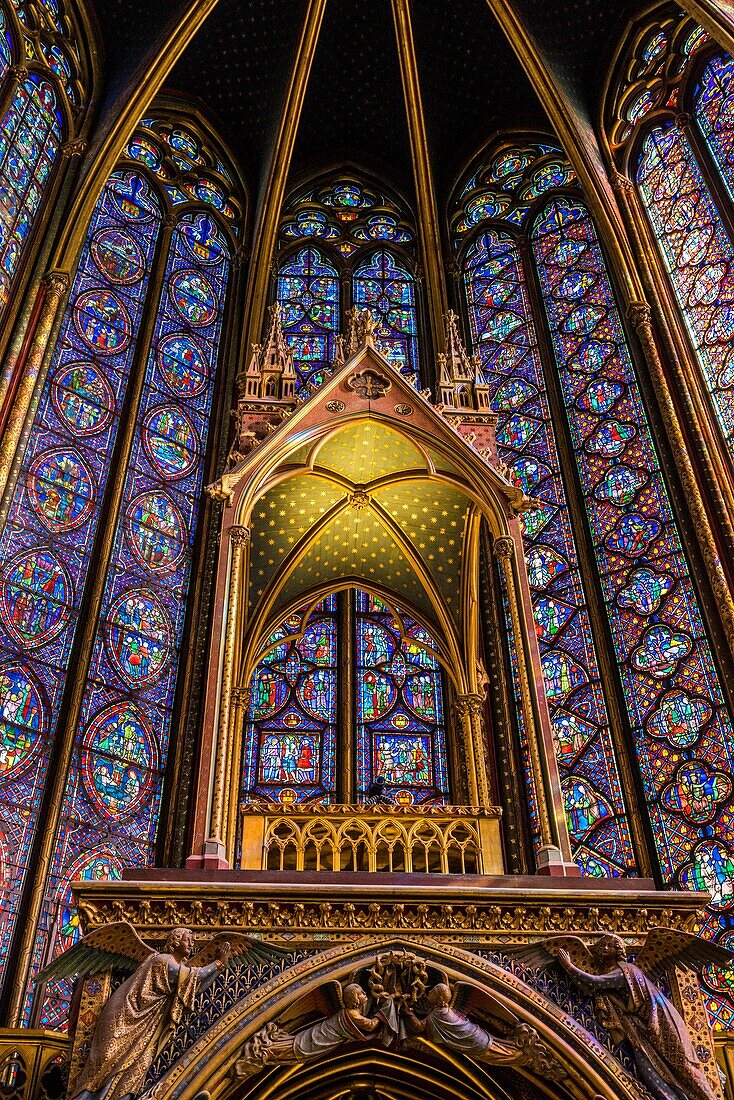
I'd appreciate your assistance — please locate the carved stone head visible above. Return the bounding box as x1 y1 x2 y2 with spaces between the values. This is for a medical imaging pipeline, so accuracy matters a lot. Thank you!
165 927 194 958
343 983 367 1010
427 983 452 1008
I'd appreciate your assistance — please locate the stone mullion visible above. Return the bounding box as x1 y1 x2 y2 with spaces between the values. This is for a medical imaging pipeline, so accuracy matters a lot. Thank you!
678 0 734 60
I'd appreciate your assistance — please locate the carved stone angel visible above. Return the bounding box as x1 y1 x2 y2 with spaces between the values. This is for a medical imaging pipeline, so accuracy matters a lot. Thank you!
402 981 551 1072
37 921 287 1100
234 981 393 1077
512 928 734 1100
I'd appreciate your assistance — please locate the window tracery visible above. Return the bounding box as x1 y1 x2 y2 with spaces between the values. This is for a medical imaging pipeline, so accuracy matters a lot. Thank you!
276 175 420 393
0 0 88 323
241 591 449 809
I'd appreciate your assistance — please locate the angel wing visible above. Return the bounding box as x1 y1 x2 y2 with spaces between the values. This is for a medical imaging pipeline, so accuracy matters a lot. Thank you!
503 936 596 973
35 921 154 984
276 980 344 1031
636 927 734 980
189 931 291 969
451 981 519 1027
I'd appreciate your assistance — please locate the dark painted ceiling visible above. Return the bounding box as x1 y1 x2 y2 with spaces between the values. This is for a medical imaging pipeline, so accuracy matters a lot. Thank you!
86 0 644 210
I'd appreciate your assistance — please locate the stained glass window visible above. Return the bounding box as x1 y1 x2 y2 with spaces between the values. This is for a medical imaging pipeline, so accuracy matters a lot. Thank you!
242 597 338 804
0 71 62 314
353 250 420 384
695 52 734 201
464 228 635 876
0 171 161 1000
355 592 448 803
637 125 734 453
532 195 734 920
32 213 230 1027
277 246 339 393
241 591 449 808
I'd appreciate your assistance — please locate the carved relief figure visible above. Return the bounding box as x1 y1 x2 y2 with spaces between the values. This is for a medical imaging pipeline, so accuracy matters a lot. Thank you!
515 928 734 1100
402 981 550 1071
37 921 287 1100
234 981 392 1076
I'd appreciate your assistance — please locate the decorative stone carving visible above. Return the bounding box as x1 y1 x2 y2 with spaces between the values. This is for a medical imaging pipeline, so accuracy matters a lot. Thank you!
233 953 550 1079
346 368 392 400
36 923 285 1100
513 929 734 1100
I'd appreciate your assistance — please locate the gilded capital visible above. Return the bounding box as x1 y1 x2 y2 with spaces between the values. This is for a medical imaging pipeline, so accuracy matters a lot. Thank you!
43 270 71 298
229 524 250 547
493 536 514 562
627 301 652 332
61 138 88 158
453 693 485 720
10 65 28 82
609 168 633 195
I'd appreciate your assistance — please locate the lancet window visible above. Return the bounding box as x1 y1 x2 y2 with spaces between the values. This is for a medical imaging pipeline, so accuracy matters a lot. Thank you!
276 177 421 391
0 113 242 1028
241 592 450 809
0 0 88 323
607 15 734 469
456 135 734 1024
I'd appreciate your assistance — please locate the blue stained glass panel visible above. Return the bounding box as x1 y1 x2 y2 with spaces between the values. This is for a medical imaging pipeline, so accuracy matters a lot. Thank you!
353 250 420 385
242 597 338 804
32 212 230 1028
464 228 635 876
695 52 734 202
0 74 62 315
637 124 734 454
277 246 339 394
0 172 161 1002
355 591 448 804
532 196 734 912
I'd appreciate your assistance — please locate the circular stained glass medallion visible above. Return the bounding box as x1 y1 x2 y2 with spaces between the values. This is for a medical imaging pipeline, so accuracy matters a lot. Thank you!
90 227 145 285
81 702 158 819
0 547 71 649
125 490 186 573
0 664 44 781
170 269 217 326
27 449 95 532
156 334 208 396
52 362 115 437
74 289 132 356
105 589 173 687
142 405 199 480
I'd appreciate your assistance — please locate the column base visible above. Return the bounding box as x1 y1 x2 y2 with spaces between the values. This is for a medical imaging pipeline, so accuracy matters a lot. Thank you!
535 845 581 877
184 836 231 870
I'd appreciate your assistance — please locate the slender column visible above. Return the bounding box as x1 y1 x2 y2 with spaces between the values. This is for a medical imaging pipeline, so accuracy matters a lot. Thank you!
209 524 250 852
390 0 448 357
628 302 734 650
4 218 175 1024
240 0 328 360
679 0 734 59
453 694 491 807
0 271 69 504
226 685 251 855
494 536 576 873
338 591 355 803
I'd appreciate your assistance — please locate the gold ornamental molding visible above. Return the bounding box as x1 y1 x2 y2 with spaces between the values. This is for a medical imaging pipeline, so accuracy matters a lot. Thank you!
72 878 706 943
